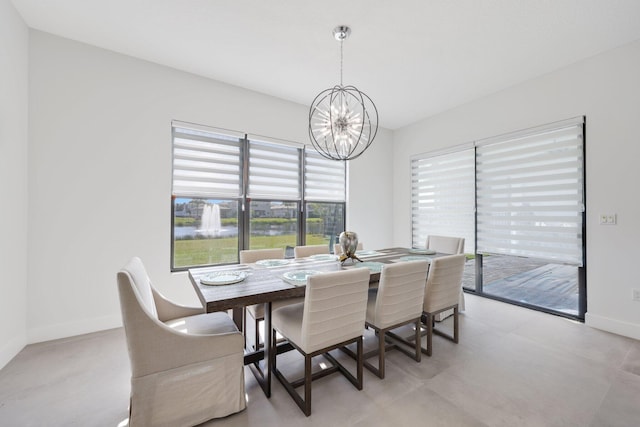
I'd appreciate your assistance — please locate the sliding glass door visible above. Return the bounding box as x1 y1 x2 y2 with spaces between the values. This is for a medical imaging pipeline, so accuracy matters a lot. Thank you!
411 117 586 320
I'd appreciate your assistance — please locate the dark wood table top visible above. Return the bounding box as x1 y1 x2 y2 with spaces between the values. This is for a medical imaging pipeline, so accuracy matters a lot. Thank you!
188 247 438 313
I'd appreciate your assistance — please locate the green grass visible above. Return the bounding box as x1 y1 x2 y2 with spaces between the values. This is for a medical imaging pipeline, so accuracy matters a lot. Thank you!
173 234 330 268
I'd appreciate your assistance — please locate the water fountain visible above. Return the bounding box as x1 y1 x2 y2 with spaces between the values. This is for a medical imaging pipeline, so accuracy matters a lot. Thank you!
197 204 222 237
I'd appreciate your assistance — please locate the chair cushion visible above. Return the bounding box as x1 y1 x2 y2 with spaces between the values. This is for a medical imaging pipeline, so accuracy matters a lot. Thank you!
272 302 305 348
165 311 239 335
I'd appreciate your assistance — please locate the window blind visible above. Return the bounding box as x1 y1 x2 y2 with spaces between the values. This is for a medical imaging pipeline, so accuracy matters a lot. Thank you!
411 148 475 252
304 149 346 202
247 139 301 200
172 126 242 197
476 118 585 265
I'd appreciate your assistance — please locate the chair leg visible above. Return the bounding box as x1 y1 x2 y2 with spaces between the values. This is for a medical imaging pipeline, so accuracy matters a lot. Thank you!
356 336 363 390
414 319 421 362
421 312 433 356
377 330 385 379
271 328 277 371
304 354 312 416
453 306 459 343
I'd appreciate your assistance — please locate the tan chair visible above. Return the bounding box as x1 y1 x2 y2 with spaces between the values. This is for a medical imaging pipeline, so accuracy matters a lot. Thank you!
271 268 370 416
241 248 303 351
117 257 245 426
358 260 429 378
293 244 330 258
421 254 466 356
425 235 465 255
425 235 466 320
334 242 363 256
239 248 284 264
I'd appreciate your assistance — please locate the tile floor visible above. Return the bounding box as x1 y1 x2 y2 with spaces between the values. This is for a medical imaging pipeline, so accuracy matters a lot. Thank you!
1 294 639 426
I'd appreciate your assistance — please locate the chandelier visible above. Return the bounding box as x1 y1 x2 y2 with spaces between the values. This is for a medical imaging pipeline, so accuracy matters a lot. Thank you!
308 26 379 161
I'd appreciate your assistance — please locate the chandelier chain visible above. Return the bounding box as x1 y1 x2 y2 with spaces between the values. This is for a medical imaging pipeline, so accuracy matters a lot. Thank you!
340 38 344 86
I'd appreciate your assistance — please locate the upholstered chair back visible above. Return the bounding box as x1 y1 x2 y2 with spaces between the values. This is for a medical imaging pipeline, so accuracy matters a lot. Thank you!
294 244 329 258
426 235 465 255
334 242 363 256
423 254 466 313
118 256 157 319
301 268 369 353
239 248 284 263
371 260 429 329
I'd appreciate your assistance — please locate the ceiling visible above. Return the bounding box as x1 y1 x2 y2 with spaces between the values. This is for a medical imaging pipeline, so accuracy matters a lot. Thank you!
11 0 640 130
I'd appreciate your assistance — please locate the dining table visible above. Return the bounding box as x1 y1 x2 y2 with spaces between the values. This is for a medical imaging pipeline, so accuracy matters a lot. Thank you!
188 246 444 397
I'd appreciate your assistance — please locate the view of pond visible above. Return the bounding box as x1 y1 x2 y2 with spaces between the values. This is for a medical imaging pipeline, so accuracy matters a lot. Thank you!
174 226 238 238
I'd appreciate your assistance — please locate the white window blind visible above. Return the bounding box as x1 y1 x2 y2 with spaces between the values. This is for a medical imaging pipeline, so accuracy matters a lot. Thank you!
304 149 346 202
172 126 242 197
476 118 584 266
411 148 475 252
248 139 301 200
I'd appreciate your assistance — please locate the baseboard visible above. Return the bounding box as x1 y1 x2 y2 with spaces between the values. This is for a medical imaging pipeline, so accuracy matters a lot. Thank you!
0 333 27 370
585 312 640 341
27 313 123 345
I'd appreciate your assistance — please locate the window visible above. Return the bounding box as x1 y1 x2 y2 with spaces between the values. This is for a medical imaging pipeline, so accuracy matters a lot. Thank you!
304 150 347 252
411 148 475 253
410 117 586 319
171 121 346 270
476 120 585 265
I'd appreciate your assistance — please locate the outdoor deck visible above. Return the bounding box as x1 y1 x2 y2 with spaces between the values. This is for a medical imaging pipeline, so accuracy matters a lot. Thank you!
463 255 579 316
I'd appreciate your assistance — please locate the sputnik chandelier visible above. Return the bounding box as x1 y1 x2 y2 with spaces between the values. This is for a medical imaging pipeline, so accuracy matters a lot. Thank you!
308 26 379 161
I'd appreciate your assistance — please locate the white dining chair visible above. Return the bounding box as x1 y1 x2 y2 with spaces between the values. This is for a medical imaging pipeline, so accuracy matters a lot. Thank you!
117 257 246 426
425 235 466 320
271 268 370 416
425 235 465 255
241 248 303 351
293 244 329 258
334 242 363 256
355 260 429 378
420 253 466 356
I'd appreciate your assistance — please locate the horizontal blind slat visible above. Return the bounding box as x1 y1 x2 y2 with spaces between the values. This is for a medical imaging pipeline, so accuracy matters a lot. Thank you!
172 126 242 198
304 149 346 201
410 149 475 251
248 139 301 199
477 122 584 266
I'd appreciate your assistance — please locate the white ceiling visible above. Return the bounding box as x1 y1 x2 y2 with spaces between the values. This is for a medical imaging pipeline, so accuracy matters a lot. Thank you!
11 0 640 130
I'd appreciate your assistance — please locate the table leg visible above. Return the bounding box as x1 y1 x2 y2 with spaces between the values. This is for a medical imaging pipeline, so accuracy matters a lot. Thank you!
264 301 272 397
232 306 243 330
247 301 272 397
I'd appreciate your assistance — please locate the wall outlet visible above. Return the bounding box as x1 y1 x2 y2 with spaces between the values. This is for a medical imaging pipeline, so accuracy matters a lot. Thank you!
633 289 640 302
599 213 617 225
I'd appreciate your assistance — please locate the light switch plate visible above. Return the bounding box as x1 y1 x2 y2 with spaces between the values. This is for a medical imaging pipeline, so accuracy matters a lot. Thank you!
599 213 617 225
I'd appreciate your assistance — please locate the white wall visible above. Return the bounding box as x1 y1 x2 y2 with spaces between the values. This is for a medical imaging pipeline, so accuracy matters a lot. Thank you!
26 31 392 344
393 39 640 340
347 127 395 251
0 0 29 369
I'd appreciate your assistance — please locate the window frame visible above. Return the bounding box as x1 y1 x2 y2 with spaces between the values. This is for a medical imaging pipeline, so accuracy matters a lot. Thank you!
171 121 346 271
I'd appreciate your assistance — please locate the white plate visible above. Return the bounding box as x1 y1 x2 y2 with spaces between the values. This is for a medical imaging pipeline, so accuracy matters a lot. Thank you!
201 271 249 286
353 262 385 273
282 270 321 286
409 248 436 255
309 254 339 261
255 259 290 267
